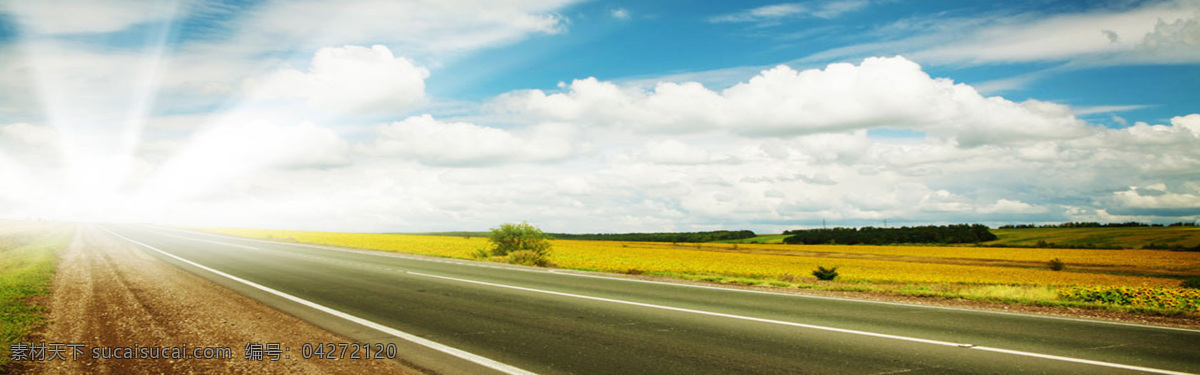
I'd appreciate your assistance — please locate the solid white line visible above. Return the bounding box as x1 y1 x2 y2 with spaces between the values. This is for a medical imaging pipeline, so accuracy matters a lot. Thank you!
406 271 968 347
970 346 1194 375
100 226 535 375
151 226 1200 334
544 271 1200 334
406 271 1195 375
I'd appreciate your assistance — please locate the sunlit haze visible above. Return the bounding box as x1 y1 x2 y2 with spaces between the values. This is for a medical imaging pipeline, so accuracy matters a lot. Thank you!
0 0 1198 232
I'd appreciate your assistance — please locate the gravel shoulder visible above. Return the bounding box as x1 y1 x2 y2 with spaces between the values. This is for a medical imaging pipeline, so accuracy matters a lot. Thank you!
20 225 418 374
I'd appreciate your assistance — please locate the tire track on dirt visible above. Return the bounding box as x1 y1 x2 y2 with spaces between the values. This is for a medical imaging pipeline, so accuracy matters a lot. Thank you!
23 225 418 374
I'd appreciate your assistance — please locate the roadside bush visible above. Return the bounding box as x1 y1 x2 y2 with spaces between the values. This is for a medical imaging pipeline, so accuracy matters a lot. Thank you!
470 248 491 259
506 250 553 267
812 266 839 281
1048 258 1065 271
486 222 552 267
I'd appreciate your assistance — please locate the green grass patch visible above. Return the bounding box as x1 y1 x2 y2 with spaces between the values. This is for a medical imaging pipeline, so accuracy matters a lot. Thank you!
0 225 71 372
713 234 790 244
987 227 1200 249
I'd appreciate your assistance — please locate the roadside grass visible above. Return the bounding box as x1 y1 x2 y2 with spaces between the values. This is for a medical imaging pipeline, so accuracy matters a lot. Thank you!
0 224 70 372
198 227 1200 318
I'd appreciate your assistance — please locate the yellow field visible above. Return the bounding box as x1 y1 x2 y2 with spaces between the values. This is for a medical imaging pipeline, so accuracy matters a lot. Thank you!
200 227 1192 287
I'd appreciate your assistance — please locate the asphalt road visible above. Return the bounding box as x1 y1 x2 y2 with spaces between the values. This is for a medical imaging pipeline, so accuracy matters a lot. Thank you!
101 224 1200 375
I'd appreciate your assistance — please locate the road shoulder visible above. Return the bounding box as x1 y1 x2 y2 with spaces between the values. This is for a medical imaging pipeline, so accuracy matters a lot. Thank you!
21 225 419 374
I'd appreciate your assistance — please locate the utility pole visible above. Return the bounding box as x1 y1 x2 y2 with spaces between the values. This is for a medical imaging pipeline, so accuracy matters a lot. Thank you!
822 219 826 229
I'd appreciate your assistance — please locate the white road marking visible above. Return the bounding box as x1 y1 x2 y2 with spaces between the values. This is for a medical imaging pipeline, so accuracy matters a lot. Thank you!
157 226 1200 334
406 271 1195 375
101 226 536 375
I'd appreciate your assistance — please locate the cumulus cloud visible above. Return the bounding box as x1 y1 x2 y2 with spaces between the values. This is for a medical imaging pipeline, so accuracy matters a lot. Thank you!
919 190 972 213
1137 11 1200 63
979 199 1047 214
1078 114 1200 178
796 1 1200 70
361 114 580 166
900 2 1200 66
244 45 429 113
492 56 1091 145
637 140 733 165
1110 184 1200 216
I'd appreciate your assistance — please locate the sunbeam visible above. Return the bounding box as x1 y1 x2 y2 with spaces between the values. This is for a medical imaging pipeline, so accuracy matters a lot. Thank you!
9 0 182 221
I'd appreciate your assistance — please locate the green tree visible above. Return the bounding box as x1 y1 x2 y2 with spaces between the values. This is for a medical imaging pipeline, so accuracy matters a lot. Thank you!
487 222 552 266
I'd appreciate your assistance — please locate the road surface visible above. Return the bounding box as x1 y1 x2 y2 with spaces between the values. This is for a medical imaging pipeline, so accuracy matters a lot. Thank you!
101 224 1200 374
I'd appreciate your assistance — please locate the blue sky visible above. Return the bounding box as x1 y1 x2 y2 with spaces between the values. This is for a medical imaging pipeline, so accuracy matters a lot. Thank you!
0 0 1198 232
435 0 1197 124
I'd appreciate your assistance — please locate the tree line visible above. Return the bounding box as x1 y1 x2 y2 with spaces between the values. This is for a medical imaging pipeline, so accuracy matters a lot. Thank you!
549 230 757 243
782 224 996 245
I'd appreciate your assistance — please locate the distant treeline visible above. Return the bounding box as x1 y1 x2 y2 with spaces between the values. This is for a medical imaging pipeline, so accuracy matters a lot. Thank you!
782 224 996 245
999 221 1197 229
550 230 757 243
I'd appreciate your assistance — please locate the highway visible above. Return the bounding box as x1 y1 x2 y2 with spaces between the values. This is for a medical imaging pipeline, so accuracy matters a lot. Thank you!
100 224 1200 374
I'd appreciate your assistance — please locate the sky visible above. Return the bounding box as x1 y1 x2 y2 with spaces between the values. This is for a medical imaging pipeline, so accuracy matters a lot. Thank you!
0 0 1198 233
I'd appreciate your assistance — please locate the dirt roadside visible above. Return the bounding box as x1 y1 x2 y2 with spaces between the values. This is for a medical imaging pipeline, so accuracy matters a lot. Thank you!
17 225 419 374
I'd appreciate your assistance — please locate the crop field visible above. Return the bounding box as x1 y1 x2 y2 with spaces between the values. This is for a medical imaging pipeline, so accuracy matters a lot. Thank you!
200 227 1200 315
988 226 1200 249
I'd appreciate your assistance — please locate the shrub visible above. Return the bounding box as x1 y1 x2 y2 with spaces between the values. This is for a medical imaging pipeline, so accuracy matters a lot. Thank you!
486 222 552 267
470 248 491 259
488 222 550 256
812 266 839 281
1048 258 1065 271
507 250 553 267
1182 278 1200 290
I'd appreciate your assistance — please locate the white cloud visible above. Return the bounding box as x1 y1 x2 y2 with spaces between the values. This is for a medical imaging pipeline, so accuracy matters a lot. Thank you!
362 114 580 166
919 189 972 213
708 1 869 24
1172 113 1200 133
610 7 630 19
1111 184 1200 216
1126 9 1200 63
638 139 732 165
244 45 429 113
230 0 576 55
1 0 184 35
809 1 1200 66
979 199 1047 214
710 3 806 23
138 121 350 205
493 56 1091 146
1072 104 1153 116
0 122 59 156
